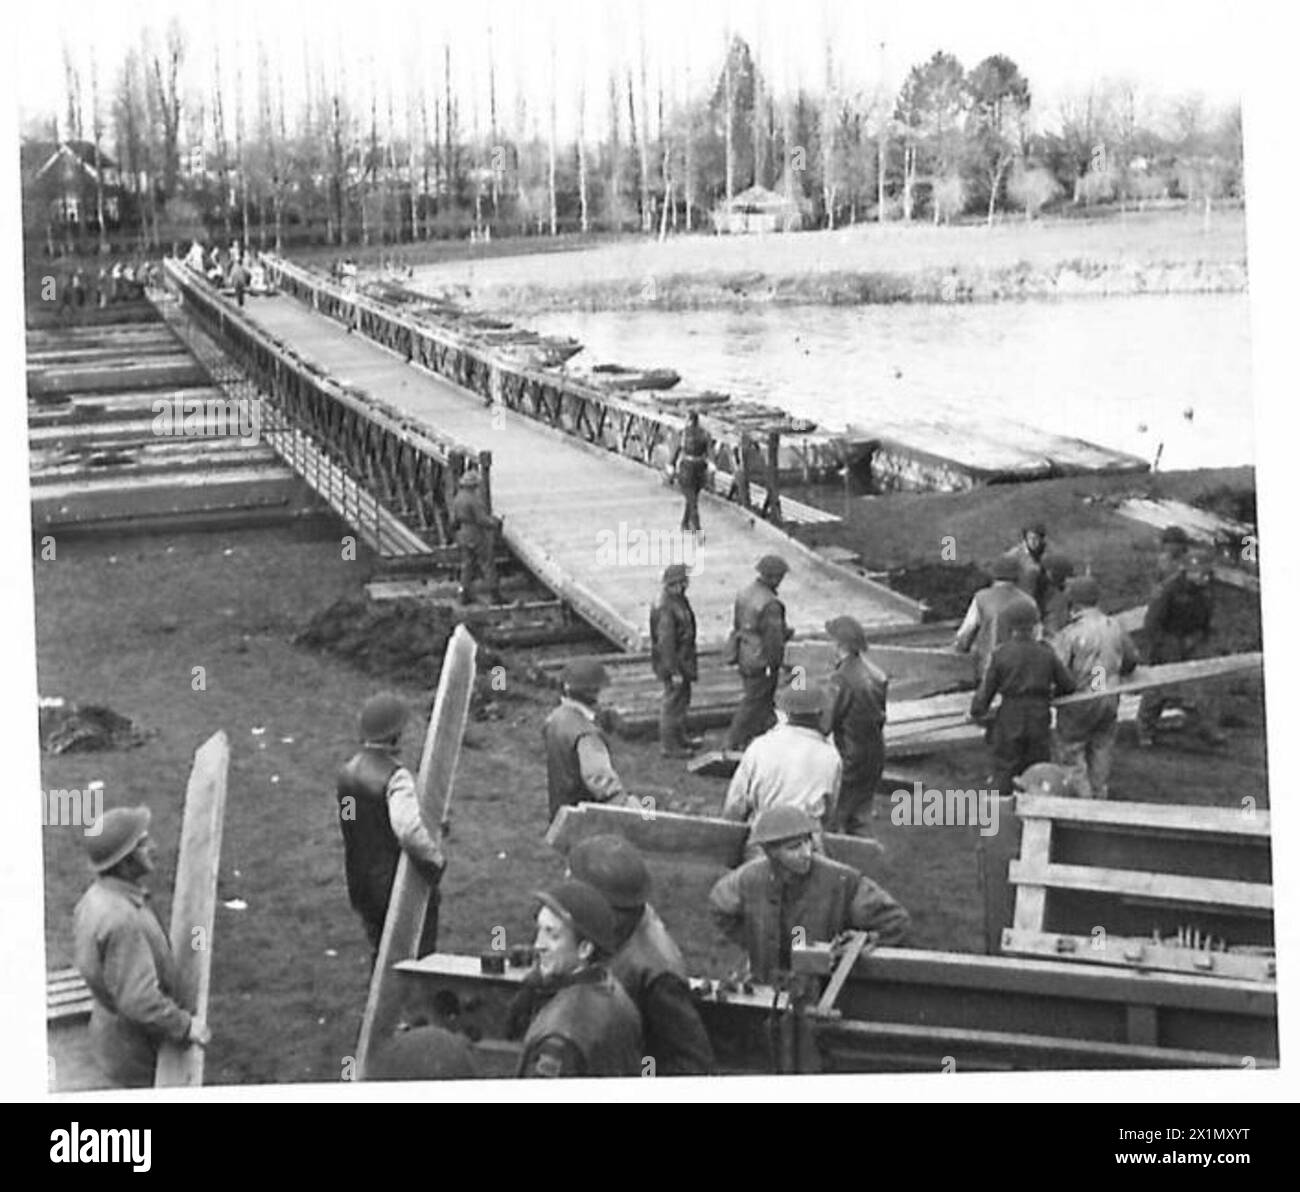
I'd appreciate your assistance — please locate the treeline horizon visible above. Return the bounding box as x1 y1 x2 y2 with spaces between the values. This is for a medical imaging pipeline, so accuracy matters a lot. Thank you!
33 21 1245 252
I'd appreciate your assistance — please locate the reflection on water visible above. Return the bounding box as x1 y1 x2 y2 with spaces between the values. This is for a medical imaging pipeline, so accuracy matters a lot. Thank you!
531 294 1253 471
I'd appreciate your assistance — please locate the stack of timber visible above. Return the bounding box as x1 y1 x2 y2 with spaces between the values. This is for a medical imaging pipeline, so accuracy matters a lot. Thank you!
983 795 1273 984
1115 497 1260 591
847 414 1149 494
27 319 316 536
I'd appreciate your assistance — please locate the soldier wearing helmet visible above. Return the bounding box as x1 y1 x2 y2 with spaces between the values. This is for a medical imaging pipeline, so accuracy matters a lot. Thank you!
449 468 503 605
970 599 1076 795
722 554 796 751
1138 530 1225 748
954 554 1040 681
567 835 714 1074
336 692 446 966
72 805 212 1087
1051 575 1140 798
650 563 701 758
542 659 633 823
722 681 842 858
512 881 644 1078
708 806 909 984
821 615 889 837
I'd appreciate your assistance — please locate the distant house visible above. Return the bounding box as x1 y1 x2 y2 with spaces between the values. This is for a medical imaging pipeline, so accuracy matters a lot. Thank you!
28 140 125 232
711 184 805 234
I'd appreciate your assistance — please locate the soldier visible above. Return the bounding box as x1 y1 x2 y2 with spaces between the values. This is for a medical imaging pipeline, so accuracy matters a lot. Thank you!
449 470 502 605
970 601 1077 795
821 616 889 837
542 660 635 823
336 693 446 966
650 563 701 758
514 881 644 1078
723 554 795 751
709 806 910 985
672 411 712 538
722 683 841 856
1004 521 1051 612
73 806 211 1087
1040 555 1077 637
1052 575 1140 798
954 554 1040 680
1137 540 1226 747
567 835 714 1075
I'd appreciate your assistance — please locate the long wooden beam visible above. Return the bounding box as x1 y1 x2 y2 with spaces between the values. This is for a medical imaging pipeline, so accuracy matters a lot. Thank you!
155 730 230 1087
546 801 884 873
355 624 478 1079
1054 651 1262 706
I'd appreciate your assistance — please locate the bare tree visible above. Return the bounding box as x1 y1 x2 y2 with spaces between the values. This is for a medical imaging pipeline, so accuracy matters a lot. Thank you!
548 35 558 236
638 7 652 231
821 22 836 228
683 58 694 230
147 20 185 204
90 55 108 252
63 44 83 141
577 67 590 233
488 23 499 220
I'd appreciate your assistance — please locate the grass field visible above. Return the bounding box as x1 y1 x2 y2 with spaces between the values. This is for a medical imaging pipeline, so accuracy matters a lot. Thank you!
35 461 1266 1086
395 207 1248 310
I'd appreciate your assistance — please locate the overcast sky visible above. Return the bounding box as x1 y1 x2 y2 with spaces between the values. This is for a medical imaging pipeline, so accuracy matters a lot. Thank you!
18 0 1250 142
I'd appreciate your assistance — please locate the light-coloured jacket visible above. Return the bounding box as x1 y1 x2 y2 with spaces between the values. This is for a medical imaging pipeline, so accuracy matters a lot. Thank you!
73 876 192 1087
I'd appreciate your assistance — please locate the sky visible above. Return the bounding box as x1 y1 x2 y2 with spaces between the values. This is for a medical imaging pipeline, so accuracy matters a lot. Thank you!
16 0 1251 144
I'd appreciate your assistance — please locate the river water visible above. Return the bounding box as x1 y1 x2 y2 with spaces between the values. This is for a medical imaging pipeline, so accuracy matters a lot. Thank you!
530 294 1253 472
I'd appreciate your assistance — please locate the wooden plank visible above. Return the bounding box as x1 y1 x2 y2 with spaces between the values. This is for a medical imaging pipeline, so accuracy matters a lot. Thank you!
1007 861 1273 914
815 932 873 1016
356 624 478 1078
1000 929 1277 982
1053 652 1262 706
1010 819 1053 933
155 730 230 1087
1015 795 1271 839
546 802 884 873
1115 497 1254 542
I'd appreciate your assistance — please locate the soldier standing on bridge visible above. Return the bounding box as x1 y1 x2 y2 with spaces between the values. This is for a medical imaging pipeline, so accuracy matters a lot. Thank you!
650 563 702 759
671 411 712 540
723 555 795 751
450 470 502 606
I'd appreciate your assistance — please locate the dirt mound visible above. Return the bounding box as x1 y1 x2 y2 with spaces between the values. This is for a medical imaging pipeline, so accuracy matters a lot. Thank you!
39 700 149 754
294 597 464 685
293 599 516 721
886 561 988 620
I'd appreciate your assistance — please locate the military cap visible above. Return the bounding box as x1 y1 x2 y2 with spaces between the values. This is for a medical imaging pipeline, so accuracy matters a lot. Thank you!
86 806 151 873
662 563 690 586
750 805 818 847
776 682 827 721
567 834 651 911
825 615 868 653
1161 525 1190 547
534 880 618 954
563 659 611 698
1066 575 1101 606
360 692 409 741
1013 763 1076 798
756 554 790 580
990 555 1022 582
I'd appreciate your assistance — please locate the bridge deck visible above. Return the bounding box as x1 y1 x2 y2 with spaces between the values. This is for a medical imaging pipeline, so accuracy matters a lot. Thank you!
239 294 923 649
